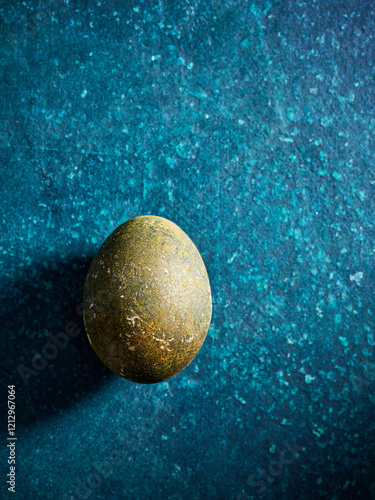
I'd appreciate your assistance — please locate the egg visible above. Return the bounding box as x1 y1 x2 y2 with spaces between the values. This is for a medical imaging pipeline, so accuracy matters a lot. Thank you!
83 215 212 383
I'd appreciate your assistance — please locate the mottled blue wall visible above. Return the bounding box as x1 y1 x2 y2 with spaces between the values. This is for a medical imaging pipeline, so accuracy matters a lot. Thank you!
1 0 375 499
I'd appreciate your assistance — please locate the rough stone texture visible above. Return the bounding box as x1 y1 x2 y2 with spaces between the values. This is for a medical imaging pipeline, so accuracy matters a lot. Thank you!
83 215 212 383
1 0 375 499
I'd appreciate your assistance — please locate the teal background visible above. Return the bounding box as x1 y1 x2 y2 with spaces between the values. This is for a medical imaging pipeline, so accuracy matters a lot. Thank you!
1 0 375 499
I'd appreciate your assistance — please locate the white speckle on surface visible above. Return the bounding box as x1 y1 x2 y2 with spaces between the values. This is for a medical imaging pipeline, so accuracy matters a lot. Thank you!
81 89 87 98
126 314 141 326
350 271 363 285
305 374 316 384
155 338 171 351
227 252 238 264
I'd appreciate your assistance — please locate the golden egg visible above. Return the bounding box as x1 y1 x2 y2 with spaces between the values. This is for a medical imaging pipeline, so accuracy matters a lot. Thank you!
83 215 212 383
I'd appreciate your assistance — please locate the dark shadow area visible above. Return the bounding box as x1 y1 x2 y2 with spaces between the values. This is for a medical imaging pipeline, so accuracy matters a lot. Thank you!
1 254 114 428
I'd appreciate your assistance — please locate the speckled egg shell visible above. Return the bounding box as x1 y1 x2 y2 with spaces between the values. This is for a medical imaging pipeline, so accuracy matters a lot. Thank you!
83 215 212 384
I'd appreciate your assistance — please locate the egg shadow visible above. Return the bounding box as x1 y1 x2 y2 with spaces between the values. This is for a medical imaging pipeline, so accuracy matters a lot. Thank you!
1 253 115 428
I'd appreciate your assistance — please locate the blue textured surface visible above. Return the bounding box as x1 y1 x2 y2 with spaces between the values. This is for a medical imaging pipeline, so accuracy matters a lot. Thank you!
1 0 375 499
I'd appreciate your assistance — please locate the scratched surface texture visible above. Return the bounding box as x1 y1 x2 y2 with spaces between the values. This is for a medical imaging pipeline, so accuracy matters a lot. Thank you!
1 0 375 499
